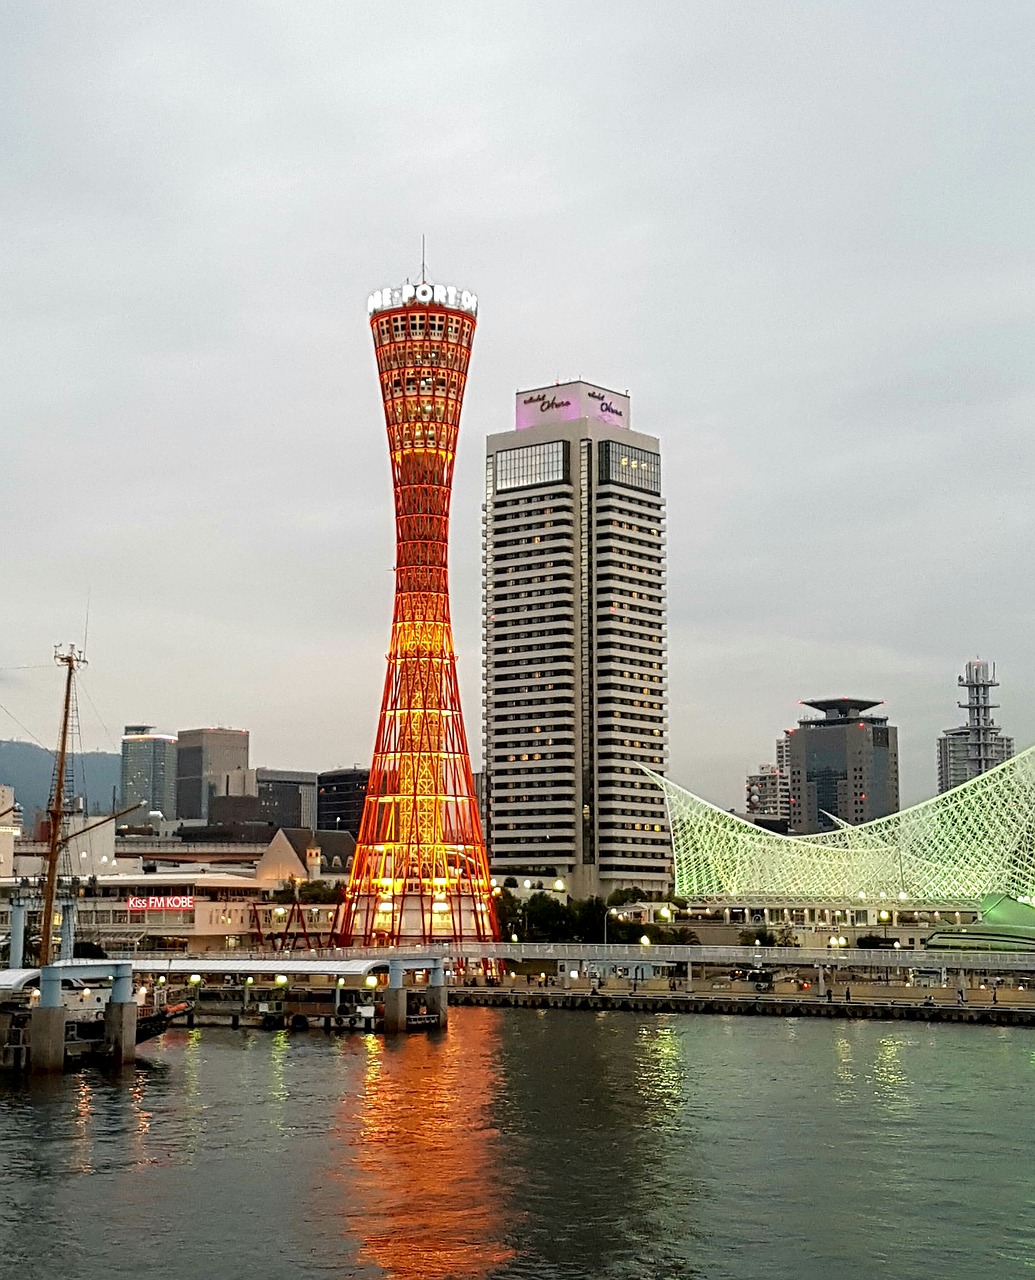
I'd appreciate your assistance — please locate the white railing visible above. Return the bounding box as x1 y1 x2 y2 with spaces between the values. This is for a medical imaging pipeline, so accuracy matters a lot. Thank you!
103 942 1035 973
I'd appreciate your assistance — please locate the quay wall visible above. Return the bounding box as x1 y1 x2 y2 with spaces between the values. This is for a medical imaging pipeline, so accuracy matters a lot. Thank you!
448 987 1035 1027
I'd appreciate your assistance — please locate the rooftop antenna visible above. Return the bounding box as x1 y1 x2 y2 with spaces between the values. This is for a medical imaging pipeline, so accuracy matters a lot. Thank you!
82 589 91 660
420 234 427 283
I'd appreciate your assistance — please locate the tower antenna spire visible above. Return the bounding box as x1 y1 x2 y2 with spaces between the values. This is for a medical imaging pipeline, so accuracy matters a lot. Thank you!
420 234 427 282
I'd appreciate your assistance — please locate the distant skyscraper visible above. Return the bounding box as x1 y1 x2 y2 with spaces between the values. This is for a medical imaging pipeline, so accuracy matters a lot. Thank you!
745 763 789 820
256 768 317 830
937 660 1014 793
483 381 669 898
787 698 899 833
120 725 177 819
317 767 370 836
175 727 249 820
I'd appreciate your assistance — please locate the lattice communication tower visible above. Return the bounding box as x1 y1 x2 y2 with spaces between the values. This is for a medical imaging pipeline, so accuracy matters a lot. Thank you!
343 280 497 945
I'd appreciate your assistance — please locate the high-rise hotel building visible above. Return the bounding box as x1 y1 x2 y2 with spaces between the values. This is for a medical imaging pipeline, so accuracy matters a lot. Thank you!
483 381 670 899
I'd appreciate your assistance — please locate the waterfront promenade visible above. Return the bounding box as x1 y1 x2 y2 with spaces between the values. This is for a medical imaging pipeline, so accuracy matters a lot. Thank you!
449 981 1035 1026
111 942 1035 1032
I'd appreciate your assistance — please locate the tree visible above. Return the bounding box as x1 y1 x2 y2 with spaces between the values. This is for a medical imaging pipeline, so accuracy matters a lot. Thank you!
271 878 345 904
737 927 777 947
523 891 573 942
493 888 523 939
606 886 648 908
569 896 608 943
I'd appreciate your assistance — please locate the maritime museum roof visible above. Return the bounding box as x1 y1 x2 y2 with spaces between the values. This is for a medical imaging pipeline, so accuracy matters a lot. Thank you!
647 746 1035 906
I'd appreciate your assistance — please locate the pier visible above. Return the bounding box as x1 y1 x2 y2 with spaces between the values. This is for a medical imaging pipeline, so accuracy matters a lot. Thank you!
449 985 1035 1026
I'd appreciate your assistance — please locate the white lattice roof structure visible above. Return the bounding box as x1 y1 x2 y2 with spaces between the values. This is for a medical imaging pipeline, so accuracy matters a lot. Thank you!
646 745 1035 906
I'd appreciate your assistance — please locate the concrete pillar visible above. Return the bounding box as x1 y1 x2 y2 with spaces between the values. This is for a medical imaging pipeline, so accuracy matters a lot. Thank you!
105 1000 137 1065
9 900 26 970
426 959 447 1027
30 1006 67 1073
383 985 406 1034
111 964 133 1005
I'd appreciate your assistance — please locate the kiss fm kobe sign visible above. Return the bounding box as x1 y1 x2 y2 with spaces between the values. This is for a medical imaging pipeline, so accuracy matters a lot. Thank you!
128 895 195 911
515 381 631 431
367 282 478 316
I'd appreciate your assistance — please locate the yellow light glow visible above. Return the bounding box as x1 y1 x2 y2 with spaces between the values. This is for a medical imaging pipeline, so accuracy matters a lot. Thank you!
364 974 379 988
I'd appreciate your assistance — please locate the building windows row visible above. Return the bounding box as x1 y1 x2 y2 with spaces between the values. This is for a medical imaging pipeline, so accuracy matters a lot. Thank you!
597 440 662 494
495 441 569 493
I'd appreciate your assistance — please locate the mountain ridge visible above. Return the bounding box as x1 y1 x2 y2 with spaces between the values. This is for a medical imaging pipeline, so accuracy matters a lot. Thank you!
0 740 121 825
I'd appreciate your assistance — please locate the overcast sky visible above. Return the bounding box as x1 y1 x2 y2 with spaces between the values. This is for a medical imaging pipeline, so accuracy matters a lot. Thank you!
1 1 1033 810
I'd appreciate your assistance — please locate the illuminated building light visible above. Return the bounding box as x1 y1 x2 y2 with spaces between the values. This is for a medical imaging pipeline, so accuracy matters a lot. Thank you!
343 277 497 947
647 745 1035 904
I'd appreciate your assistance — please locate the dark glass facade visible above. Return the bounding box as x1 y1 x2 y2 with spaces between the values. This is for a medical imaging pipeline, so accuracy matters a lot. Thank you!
317 768 370 837
787 700 900 833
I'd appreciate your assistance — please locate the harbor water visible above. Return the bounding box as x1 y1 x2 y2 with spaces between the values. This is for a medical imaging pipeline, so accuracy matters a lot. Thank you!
1 1007 1033 1280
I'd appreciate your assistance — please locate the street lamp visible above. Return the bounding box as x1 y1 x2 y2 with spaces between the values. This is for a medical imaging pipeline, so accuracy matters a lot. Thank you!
603 906 620 944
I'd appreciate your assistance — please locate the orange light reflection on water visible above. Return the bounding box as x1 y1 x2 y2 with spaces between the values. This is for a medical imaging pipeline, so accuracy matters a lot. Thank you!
338 1009 516 1280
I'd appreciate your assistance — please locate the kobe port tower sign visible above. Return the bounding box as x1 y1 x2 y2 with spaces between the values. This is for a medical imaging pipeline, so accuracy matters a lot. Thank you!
343 279 497 947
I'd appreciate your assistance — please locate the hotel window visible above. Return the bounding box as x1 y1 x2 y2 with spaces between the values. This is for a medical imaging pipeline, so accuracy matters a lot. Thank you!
495 441 569 492
598 441 662 495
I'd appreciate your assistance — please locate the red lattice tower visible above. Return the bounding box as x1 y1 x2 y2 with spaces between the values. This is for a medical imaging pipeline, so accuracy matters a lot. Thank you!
343 280 498 946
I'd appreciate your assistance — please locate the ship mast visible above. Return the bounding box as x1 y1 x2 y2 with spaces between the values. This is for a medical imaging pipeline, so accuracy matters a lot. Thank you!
39 645 87 968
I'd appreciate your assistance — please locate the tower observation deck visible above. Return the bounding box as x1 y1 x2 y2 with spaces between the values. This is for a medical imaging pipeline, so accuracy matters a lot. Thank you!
343 280 497 946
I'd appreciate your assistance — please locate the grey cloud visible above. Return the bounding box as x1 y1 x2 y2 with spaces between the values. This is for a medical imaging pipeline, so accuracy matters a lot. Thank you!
1 1 1033 810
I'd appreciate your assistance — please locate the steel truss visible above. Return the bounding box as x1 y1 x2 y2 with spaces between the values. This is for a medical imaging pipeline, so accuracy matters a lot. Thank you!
343 284 496 946
648 746 1035 904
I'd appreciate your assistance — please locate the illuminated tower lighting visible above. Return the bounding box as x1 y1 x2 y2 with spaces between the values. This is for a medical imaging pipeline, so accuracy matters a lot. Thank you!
343 278 498 946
